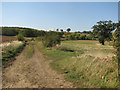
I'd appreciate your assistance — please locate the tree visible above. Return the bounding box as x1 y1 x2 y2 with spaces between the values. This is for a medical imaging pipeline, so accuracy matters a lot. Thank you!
56 29 59 32
92 20 116 45
60 29 63 32
113 23 120 62
67 28 71 32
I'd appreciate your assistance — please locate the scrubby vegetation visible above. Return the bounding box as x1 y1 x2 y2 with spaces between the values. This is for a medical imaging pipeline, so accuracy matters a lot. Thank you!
17 32 25 41
41 34 61 47
2 41 26 66
36 40 118 88
1 20 119 88
113 23 120 61
63 32 95 40
1 27 46 37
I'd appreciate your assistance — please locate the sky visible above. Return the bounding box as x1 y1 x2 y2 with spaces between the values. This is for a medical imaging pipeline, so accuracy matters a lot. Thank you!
2 2 118 32
118 1 120 21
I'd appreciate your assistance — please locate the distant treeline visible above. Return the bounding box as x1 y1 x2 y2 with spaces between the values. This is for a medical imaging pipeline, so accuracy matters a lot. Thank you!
1 27 46 37
1 27 95 40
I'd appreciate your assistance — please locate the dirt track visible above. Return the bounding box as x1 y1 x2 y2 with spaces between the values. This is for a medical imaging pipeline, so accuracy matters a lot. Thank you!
2 45 74 88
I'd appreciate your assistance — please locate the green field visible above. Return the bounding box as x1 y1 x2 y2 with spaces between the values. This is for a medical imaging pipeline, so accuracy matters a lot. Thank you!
36 40 118 88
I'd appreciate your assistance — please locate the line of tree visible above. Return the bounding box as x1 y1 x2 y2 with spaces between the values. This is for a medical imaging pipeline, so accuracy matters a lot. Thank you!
1 27 46 37
63 32 95 40
1 27 65 38
56 28 71 32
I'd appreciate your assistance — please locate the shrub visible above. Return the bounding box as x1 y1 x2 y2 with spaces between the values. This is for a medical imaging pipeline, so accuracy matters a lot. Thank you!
17 33 24 41
79 35 86 40
42 34 61 47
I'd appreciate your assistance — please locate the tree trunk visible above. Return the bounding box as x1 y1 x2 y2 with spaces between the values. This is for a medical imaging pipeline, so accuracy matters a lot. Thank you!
101 41 104 45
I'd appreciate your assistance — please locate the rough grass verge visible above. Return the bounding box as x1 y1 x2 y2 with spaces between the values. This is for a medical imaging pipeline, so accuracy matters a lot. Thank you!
2 41 26 67
35 40 118 88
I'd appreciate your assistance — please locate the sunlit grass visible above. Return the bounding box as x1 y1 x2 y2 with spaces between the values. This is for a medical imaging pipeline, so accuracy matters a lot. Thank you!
35 40 118 88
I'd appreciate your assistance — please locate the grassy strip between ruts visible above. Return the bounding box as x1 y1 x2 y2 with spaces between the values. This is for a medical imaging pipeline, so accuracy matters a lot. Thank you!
25 41 34 58
35 40 118 88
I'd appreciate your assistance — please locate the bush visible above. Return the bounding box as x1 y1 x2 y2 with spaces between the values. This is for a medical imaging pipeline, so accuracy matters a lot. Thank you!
17 33 24 41
42 34 61 47
79 35 86 40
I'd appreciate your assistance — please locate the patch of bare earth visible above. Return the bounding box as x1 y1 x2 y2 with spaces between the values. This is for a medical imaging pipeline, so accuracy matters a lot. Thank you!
2 45 74 88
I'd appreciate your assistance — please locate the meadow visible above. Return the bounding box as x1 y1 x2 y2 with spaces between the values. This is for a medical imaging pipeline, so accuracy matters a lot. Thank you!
2 26 119 88
35 40 118 88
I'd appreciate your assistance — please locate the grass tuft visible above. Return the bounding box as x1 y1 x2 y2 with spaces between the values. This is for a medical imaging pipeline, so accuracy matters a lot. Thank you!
26 43 34 58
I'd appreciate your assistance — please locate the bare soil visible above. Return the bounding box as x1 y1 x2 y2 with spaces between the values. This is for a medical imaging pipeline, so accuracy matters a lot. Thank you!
1 36 17 43
2 45 74 88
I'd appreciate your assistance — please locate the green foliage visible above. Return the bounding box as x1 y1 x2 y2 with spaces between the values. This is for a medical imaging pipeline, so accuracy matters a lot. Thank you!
36 40 118 88
82 31 92 34
92 20 116 45
42 33 61 47
64 32 95 40
17 32 25 41
2 42 26 65
85 33 96 40
36 36 45 41
98 36 105 45
22 29 45 37
79 35 86 40
2 27 19 36
47 31 64 38
113 23 120 67
67 28 71 32
2 27 46 37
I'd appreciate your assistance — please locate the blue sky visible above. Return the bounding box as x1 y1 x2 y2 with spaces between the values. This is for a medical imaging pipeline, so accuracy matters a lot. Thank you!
2 2 118 32
118 1 120 21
